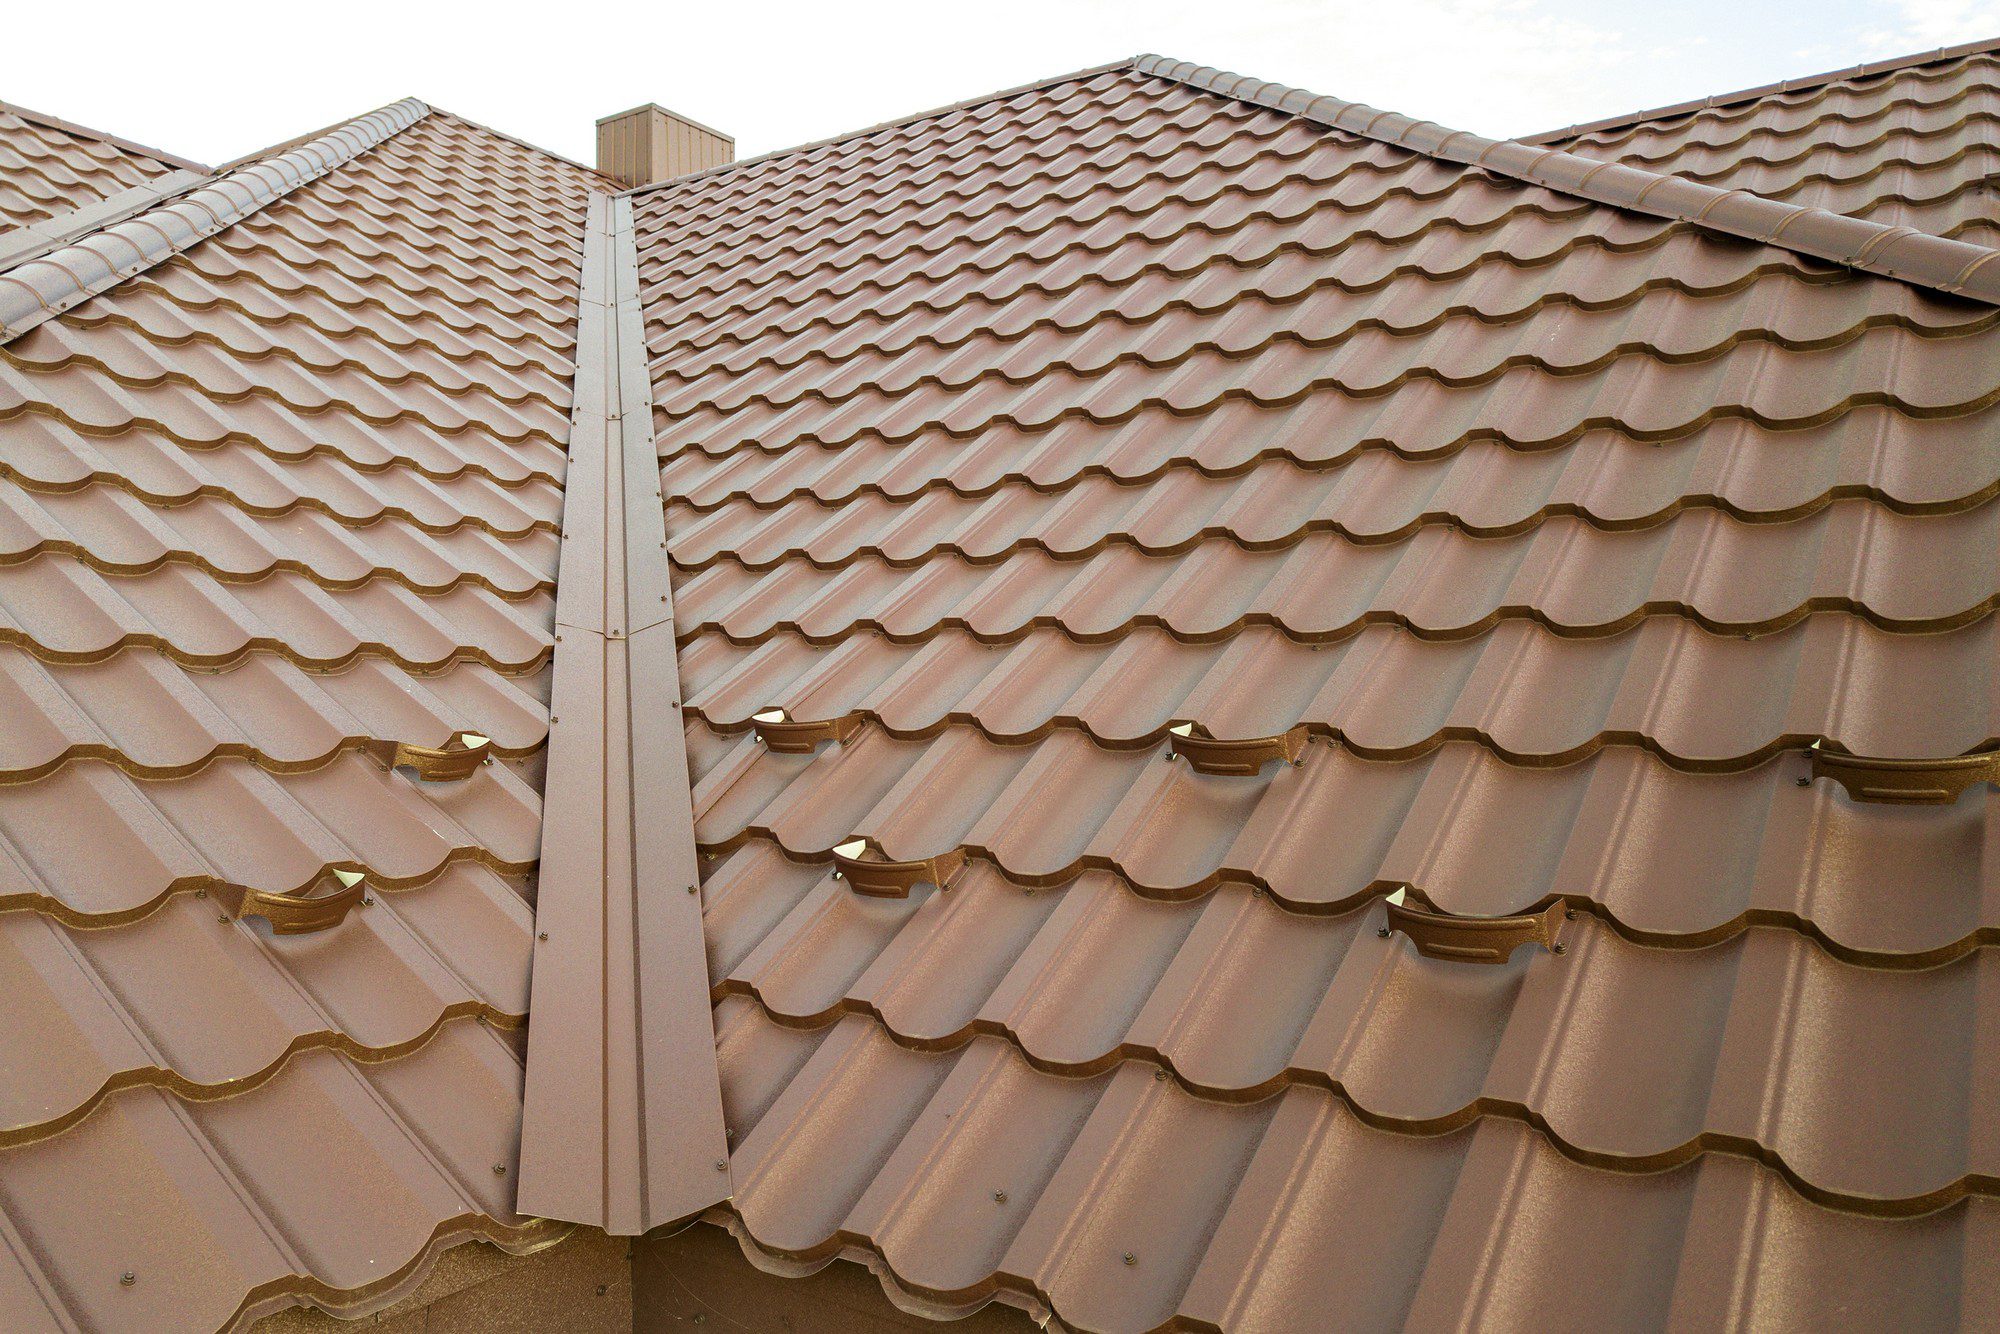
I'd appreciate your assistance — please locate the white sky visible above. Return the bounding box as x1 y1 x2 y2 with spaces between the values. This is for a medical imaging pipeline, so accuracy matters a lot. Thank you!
8 0 1998 169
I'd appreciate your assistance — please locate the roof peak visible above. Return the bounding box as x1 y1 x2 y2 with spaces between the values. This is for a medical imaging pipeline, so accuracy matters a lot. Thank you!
1134 53 2000 306
1525 33 2000 146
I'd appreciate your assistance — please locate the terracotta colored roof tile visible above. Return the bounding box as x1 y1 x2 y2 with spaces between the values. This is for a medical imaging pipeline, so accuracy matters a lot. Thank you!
0 101 191 233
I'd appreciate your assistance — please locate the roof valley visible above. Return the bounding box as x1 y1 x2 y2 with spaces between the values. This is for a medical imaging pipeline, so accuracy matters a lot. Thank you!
518 190 731 1235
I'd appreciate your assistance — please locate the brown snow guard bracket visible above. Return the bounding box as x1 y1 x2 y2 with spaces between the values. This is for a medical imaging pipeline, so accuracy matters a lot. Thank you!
1808 743 2000 805
831 838 967 898
1167 721 1309 775
1383 889 1565 965
365 729 492 781
752 707 864 753
216 868 367 935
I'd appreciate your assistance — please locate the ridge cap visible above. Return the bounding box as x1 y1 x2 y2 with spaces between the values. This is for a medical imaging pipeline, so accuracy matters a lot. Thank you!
1523 33 2000 146
0 97 430 343
1133 53 2000 306
0 96 208 174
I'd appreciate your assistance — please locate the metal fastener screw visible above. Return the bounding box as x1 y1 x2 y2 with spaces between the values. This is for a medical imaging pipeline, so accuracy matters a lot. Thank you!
1153 1069 1167 1082
1564 908 1577 920
219 913 231 924
687 884 698 895
596 1284 608 1296
121 1271 136 1287
1796 776 1811 787
1552 943 1567 955
538 931 549 941
195 887 207 898
492 1164 507 1175
1123 1253 1136 1267
714 1158 728 1171
1378 927 1391 938
993 1190 1008 1203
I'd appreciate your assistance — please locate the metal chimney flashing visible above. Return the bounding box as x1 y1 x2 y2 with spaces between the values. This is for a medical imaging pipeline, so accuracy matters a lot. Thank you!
0 98 429 343
518 193 730 1234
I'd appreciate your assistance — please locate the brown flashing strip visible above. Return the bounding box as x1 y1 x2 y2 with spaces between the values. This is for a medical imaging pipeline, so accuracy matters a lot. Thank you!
518 193 730 1235
0 167 207 272
1133 54 2000 306
0 98 428 343
1525 34 2000 145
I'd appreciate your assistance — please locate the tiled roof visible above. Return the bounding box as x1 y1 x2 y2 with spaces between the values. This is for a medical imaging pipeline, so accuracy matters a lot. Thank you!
1530 37 2000 248
4 34 2000 1333
0 99 198 233
627 56 2000 1328
0 102 604 1328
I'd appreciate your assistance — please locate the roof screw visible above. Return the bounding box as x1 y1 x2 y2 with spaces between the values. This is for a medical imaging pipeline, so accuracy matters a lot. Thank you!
1153 1069 1167 1082
596 1284 609 1296
1552 943 1567 955
492 1163 507 1175
362 895 374 907
687 884 698 895
1564 908 1577 920
195 887 207 898
219 913 232 924
120 1271 136 1287
538 931 549 941
714 1158 728 1172
993 1190 1008 1203
1123 1253 1137 1267
1796 776 1811 787
1377 927 1392 938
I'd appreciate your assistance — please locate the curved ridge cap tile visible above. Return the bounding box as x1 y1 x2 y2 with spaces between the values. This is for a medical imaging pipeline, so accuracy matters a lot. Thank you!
1130 53 2000 307
0 99 431 344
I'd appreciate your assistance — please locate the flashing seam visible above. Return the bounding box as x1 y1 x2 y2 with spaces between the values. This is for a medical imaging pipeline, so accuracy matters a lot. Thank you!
518 193 730 1235
0 98 429 343
1134 54 2000 306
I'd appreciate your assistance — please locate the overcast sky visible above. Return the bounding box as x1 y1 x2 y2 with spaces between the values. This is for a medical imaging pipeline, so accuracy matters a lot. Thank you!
9 0 1997 169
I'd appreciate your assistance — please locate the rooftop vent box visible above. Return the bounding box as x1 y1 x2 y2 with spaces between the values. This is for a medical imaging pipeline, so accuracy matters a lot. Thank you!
596 104 734 187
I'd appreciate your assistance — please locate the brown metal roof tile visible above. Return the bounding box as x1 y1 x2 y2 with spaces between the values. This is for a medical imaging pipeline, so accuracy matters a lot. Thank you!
0 99 601 1329
608 56 2000 1325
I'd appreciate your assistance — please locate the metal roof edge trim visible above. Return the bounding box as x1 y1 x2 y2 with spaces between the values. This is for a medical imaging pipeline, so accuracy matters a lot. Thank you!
518 193 730 1235
0 97 429 344
618 56 1143 198
0 96 208 173
1522 33 2000 145
1133 53 2000 306
0 167 208 273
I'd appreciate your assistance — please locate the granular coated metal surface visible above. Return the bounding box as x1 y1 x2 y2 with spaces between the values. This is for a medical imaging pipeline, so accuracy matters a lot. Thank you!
0 107 600 1330
0 101 191 232
628 58 2000 1329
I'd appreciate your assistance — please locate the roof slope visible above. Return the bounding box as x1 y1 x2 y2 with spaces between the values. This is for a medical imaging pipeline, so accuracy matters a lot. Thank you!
0 104 601 1329
629 56 2000 1329
0 99 198 232
1531 37 2000 248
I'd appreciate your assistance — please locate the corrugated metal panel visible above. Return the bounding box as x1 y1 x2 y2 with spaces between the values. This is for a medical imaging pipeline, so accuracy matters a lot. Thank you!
0 106 601 1330
1532 40 2000 248
517 193 729 1235
623 59 2000 1328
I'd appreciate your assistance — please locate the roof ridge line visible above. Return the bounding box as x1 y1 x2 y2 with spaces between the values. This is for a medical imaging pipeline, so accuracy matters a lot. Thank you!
1523 34 2000 146
0 97 430 344
621 56 1144 198
1133 54 2000 307
0 96 208 174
